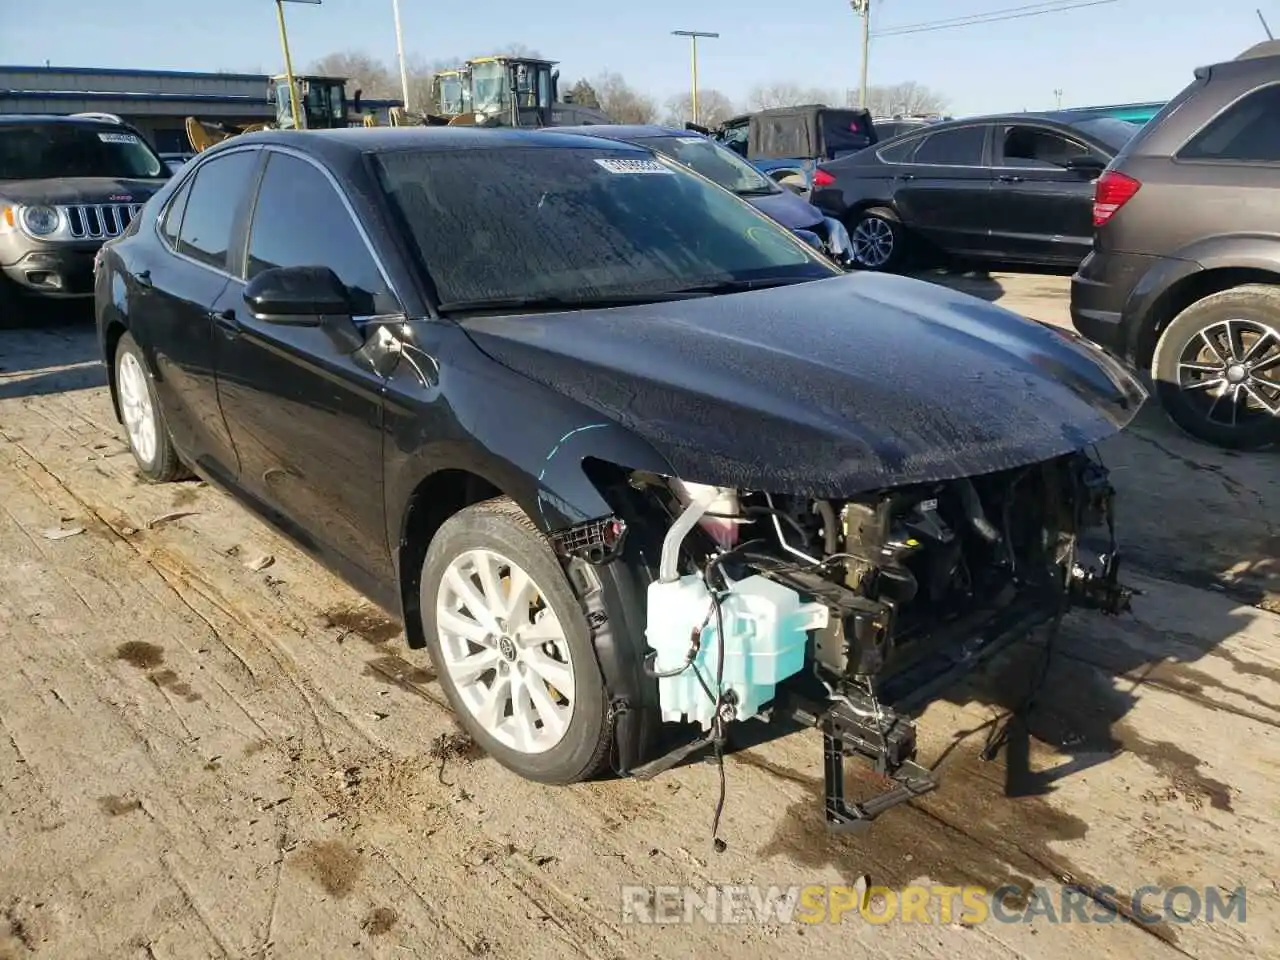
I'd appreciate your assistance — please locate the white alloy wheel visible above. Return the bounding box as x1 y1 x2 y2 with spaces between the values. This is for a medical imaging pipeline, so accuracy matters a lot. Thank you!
435 548 576 754
117 350 157 466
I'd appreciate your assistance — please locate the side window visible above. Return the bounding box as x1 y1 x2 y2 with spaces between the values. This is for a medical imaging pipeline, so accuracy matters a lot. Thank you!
246 152 398 316
1001 126 1089 167
878 136 922 163
160 178 192 248
1179 84 1280 162
177 151 259 270
909 126 986 166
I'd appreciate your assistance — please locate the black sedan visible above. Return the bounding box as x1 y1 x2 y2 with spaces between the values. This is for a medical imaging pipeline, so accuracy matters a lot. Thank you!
94 127 1143 828
810 112 1139 272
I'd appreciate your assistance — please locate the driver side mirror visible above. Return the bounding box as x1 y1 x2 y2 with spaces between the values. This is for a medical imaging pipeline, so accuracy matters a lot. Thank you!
243 265 364 351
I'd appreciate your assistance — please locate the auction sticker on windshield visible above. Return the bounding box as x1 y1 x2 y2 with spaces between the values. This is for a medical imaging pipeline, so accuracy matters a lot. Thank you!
594 158 674 174
98 132 140 144
677 137 704 144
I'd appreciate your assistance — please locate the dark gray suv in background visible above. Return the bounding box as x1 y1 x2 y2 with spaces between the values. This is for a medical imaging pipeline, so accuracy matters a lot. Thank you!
0 114 169 315
1070 40 1280 450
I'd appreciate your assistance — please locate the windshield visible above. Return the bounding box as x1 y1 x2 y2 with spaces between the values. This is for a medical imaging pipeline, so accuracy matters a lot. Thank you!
1067 117 1139 151
638 134 778 194
471 61 507 115
438 76 465 113
375 146 834 307
0 123 165 180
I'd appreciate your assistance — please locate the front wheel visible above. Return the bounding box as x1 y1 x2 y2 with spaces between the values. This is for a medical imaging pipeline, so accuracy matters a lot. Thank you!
420 497 614 784
1151 284 1280 450
114 332 189 482
846 206 907 272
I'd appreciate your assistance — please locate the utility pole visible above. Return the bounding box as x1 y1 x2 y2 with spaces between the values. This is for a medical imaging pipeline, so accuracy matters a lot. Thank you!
276 0 321 130
1054 87 1063 108
1259 7 1275 38
851 0 871 108
672 30 719 125
391 0 411 111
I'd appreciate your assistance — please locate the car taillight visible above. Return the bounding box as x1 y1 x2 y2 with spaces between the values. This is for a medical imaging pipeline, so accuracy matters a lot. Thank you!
1093 170 1140 227
812 168 836 188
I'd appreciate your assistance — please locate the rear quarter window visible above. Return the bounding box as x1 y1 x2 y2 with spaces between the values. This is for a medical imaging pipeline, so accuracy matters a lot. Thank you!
1177 83 1280 162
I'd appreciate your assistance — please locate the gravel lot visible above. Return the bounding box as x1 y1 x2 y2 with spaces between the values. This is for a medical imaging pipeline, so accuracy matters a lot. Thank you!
0 275 1277 960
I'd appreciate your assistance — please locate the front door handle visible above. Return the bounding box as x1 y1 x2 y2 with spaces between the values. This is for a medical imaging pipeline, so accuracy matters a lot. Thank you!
899 173 916 181
211 308 240 337
997 174 1024 183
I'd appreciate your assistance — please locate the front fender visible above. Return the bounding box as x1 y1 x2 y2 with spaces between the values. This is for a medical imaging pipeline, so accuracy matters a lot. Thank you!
382 322 677 551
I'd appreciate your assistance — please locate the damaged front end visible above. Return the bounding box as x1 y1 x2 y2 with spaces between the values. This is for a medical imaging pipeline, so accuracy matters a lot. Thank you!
561 449 1132 836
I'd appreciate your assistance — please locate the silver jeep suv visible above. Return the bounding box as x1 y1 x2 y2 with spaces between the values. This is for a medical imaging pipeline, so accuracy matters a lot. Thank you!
0 113 169 312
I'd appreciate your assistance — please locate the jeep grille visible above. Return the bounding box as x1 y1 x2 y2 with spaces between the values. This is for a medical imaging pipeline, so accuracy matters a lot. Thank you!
61 203 144 240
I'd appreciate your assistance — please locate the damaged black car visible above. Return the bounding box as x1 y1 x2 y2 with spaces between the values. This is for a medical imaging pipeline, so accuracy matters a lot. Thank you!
94 127 1146 833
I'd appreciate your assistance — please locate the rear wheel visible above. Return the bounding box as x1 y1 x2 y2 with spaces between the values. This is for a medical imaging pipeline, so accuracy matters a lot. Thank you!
847 206 907 272
114 332 188 482
420 497 614 784
1151 284 1280 450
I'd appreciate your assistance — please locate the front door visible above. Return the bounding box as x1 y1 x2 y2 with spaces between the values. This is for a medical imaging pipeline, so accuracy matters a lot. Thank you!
986 123 1102 265
890 123 996 257
137 148 260 480
211 149 405 583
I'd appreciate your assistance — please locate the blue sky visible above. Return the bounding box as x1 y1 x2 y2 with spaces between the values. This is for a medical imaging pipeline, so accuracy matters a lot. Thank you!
0 0 1271 114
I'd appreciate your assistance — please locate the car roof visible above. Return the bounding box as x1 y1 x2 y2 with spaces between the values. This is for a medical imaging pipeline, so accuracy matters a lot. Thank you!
224 125 657 160
548 124 691 140
0 113 122 127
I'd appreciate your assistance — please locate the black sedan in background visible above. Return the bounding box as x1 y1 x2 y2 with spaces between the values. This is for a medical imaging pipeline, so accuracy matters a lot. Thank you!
810 112 1138 271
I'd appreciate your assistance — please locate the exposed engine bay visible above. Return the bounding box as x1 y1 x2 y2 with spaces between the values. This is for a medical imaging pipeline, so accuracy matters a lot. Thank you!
554 450 1132 838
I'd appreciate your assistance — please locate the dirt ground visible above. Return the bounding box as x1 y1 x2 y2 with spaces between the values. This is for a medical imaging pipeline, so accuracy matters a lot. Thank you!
0 278 1277 960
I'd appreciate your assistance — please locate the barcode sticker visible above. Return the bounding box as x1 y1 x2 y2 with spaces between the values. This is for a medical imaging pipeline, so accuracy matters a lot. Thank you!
593 158 673 174
677 136 704 144
98 132 140 144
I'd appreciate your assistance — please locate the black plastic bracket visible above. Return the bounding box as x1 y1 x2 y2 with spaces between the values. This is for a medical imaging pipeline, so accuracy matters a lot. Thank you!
820 705 938 832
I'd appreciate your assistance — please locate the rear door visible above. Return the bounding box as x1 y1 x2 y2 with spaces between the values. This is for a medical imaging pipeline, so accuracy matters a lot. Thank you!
210 148 404 583
140 147 260 480
986 122 1105 265
890 123 995 255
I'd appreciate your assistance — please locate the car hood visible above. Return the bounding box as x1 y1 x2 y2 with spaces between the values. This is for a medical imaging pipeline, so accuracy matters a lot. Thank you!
743 188 823 231
0 177 165 205
460 272 1147 497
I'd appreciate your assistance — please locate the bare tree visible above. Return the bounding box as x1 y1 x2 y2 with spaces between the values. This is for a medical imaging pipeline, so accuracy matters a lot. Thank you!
747 82 840 110
846 81 950 117
663 89 736 128
566 79 602 109
594 72 658 124
308 51 399 99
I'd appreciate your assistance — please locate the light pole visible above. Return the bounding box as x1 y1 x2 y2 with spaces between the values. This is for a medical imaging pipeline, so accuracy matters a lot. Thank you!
1054 87 1064 109
275 0 320 130
391 0 411 111
850 0 870 108
671 30 719 126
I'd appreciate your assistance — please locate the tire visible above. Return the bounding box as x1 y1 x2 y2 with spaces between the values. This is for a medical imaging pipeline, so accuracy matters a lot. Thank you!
1151 284 1280 451
113 332 188 482
420 497 614 784
846 206 908 272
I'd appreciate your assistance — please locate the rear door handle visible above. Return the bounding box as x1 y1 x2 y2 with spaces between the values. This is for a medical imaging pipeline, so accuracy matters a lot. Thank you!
997 174 1024 183
899 173 915 181
211 308 241 337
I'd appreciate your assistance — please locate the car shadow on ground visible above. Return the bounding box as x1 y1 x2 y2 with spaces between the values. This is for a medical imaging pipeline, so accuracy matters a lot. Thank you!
0 304 104 400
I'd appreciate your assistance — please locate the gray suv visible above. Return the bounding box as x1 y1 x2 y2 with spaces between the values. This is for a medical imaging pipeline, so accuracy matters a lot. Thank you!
1070 40 1280 450
0 114 169 313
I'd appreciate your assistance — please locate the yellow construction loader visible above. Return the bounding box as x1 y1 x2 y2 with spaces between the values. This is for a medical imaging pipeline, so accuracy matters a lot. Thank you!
439 55 611 127
185 73 359 152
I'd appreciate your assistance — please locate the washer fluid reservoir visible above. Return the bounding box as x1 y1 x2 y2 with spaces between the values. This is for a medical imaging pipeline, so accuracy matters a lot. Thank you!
645 573 828 729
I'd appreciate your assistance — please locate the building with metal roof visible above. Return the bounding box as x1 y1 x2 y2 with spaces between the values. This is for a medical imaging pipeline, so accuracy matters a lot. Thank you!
0 65 403 153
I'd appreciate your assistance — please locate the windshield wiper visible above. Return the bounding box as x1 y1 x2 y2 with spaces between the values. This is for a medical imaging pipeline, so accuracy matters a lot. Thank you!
666 277 814 295
736 186 782 196
436 292 694 314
